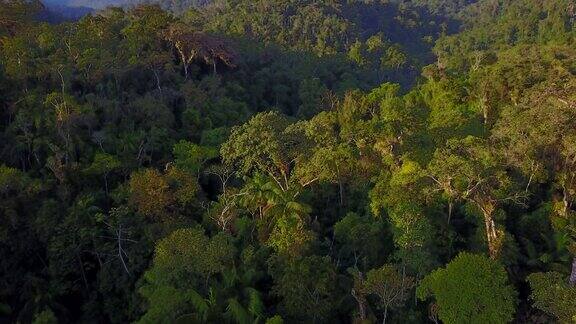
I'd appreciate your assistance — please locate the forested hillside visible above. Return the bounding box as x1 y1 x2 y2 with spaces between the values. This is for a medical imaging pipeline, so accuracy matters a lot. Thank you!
1 0 576 323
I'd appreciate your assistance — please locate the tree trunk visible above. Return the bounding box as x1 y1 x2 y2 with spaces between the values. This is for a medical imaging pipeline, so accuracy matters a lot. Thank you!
153 69 162 91
336 163 344 206
351 288 366 321
382 305 388 324
447 200 453 224
77 252 89 290
183 63 189 80
104 173 109 197
562 187 570 217
483 209 502 259
481 95 488 125
570 257 576 286
474 197 504 259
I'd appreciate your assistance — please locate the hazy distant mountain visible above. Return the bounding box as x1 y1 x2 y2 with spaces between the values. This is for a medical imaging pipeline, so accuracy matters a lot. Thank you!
37 2 92 22
40 0 211 22
43 0 211 10
43 0 130 9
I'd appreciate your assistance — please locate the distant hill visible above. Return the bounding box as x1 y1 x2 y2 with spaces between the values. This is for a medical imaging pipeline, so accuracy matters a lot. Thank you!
38 2 93 22
43 0 131 9
39 0 212 22
40 1 473 21
42 0 211 11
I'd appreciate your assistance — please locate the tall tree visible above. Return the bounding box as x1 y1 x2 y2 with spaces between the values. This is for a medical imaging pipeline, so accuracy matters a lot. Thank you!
363 264 415 324
417 253 517 324
428 136 525 259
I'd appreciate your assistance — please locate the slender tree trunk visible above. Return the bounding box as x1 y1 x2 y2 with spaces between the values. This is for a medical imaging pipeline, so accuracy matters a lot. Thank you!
153 69 162 91
183 63 189 80
359 299 366 322
336 163 344 206
351 288 366 321
57 67 66 95
474 198 504 259
104 173 109 197
481 94 488 125
383 305 388 324
117 226 130 275
562 187 570 217
483 210 501 259
570 257 576 286
77 252 89 290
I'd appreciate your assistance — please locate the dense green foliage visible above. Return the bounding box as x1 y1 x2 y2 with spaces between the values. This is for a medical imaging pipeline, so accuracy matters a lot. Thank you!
527 272 576 322
417 253 517 323
1 0 576 323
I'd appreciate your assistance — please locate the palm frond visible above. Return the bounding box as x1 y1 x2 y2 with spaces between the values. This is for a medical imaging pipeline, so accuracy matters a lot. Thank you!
225 298 252 324
245 287 265 319
186 290 209 321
